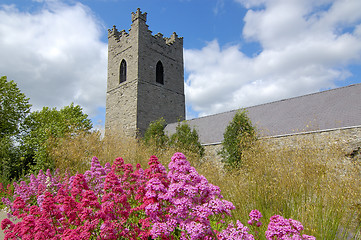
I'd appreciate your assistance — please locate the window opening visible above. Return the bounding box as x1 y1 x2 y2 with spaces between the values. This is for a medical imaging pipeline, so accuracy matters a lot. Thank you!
156 61 164 85
119 59 127 83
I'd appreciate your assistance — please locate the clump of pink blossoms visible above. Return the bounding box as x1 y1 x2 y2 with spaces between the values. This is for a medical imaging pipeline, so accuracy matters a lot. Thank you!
265 215 316 240
248 209 263 227
218 220 255 240
145 152 235 240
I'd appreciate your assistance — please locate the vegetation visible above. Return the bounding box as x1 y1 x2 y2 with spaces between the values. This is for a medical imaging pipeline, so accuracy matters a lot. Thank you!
219 110 257 168
3 130 360 238
169 121 204 157
143 117 169 149
0 76 31 183
142 119 204 158
214 137 361 239
22 103 92 172
0 75 92 182
0 76 31 138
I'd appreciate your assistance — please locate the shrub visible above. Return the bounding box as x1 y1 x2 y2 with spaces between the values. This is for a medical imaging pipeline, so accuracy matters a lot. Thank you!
169 121 205 157
219 110 256 168
143 117 169 149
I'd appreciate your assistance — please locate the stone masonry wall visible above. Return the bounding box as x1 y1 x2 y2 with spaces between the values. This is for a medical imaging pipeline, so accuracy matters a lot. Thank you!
137 81 185 135
105 21 139 136
203 126 361 163
105 79 138 136
136 13 184 135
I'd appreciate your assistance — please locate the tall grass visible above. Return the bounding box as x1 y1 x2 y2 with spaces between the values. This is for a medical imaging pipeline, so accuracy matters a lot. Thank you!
201 136 361 239
48 130 201 175
48 130 361 239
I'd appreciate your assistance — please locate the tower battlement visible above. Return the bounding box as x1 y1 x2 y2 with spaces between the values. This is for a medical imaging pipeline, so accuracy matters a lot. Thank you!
108 15 183 48
107 25 129 41
131 8 147 22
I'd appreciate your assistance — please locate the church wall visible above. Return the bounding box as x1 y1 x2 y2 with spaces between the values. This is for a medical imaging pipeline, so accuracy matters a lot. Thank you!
105 79 138 136
202 126 361 163
137 30 185 135
105 22 140 136
137 82 185 135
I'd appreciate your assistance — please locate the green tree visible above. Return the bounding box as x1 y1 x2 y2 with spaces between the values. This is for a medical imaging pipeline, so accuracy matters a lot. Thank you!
170 122 204 157
0 76 31 138
143 118 169 148
0 76 31 181
22 103 92 172
219 110 257 168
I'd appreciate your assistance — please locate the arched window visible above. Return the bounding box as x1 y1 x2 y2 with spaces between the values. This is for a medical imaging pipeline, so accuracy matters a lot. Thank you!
156 61 164 85
119 59 126 83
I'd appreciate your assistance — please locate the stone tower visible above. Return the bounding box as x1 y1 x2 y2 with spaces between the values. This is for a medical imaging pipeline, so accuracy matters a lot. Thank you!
105 9 185 136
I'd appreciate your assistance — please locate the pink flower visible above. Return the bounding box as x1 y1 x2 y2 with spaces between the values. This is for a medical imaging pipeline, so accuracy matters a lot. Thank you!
1 218 14 230
218 220 254 240
265 215 315 240
248 209 262 227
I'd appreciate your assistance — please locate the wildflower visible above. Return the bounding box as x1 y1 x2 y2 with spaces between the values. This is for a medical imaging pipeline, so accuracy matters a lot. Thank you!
248 209 262 227
265 215 315 240
218 220 254 240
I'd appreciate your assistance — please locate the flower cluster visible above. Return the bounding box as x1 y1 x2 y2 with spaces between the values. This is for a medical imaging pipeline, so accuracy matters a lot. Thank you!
248 209 262 227
218 220 254 240
265 215 316 240
145 152 235 239
1 153 315 240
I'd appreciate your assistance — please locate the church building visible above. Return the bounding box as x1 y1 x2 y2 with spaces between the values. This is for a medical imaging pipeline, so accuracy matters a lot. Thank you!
105 9 361 160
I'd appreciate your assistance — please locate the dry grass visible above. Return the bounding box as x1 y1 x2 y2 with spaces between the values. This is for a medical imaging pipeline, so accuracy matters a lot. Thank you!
48 130 361 239
199 136 361 239
48 130 201 175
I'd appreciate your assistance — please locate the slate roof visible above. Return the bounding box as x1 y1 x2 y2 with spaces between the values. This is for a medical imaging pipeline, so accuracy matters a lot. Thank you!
164 83 361 145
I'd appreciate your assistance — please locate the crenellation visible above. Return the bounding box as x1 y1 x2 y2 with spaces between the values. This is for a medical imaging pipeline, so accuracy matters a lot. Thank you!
165 32 183 45
131 8 147 23
108 25 130 43
150 32 183 47
154 33 163 39
108 25 119 39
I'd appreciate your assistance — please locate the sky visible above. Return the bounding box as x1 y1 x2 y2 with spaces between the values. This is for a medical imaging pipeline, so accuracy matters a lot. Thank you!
1 0 361 129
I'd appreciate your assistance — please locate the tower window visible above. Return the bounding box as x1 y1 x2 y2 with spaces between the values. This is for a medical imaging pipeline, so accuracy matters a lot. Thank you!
156 61 164 85
119 59 127 83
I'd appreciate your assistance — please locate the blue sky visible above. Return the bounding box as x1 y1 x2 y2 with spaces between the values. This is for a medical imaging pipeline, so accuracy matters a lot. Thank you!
1 0 361 129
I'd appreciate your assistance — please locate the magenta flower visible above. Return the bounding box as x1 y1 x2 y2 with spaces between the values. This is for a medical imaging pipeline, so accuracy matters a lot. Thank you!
218 220 255 240
265 215 315 240
248 209 262 227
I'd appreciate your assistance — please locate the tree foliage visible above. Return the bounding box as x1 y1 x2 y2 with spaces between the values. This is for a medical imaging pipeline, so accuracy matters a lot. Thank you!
170 122 205 157
143 119 204 158
143 118 169 148
0 76 31 138
0 76 93 180
22 103 93 172
0 76 31 182
219 110 257 168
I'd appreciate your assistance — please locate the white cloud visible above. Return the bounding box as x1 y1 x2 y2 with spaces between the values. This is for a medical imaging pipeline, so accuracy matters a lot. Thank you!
0 1 107 121
185 0 361 117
